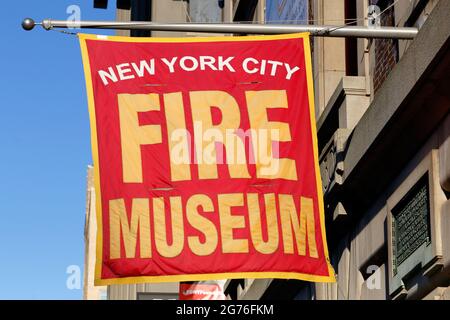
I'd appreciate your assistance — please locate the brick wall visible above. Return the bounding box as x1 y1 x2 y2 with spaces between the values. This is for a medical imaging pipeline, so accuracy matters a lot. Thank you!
373 0 399 93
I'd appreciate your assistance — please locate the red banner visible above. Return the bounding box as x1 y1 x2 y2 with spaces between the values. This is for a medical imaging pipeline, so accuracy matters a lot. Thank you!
79 33 335 286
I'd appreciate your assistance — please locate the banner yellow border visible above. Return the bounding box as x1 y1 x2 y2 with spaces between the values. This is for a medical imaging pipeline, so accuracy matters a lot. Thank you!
78 32 336 286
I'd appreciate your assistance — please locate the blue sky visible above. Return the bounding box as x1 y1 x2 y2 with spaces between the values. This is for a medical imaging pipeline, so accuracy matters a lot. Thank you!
0 1 116 299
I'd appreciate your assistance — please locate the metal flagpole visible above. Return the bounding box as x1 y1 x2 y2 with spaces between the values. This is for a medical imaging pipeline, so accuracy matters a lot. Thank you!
21 18 418 39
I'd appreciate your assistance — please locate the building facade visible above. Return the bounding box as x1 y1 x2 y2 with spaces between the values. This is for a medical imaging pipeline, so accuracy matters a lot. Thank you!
84 0 450 300
227 0 450 300
83 166 107 300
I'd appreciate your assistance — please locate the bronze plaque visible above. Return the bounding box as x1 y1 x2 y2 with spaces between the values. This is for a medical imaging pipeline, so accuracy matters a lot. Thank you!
392 174 431 274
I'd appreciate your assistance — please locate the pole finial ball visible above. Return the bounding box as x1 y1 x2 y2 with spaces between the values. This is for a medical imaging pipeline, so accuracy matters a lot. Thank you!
22 18 35 31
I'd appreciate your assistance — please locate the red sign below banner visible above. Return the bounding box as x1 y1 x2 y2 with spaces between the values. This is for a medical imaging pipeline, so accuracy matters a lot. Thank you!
179 281 226 300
